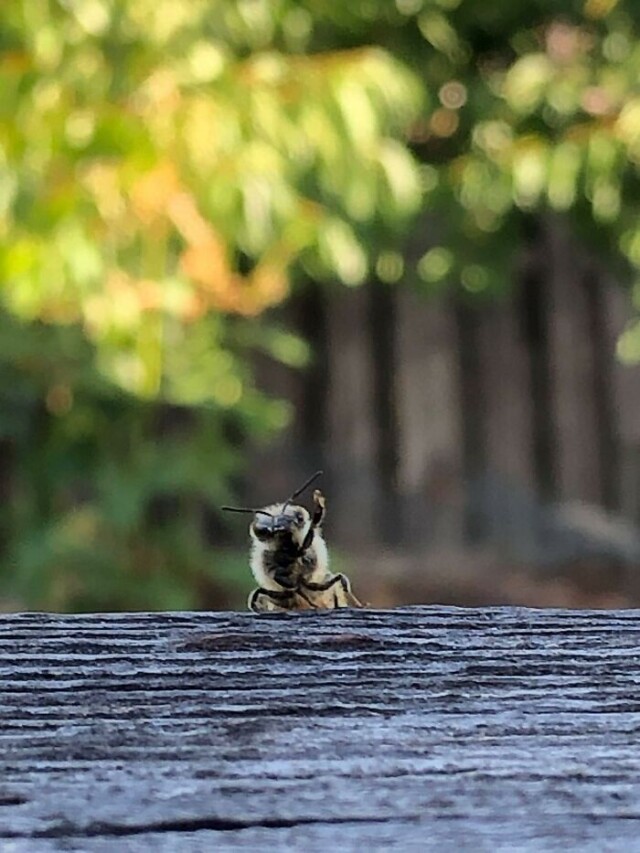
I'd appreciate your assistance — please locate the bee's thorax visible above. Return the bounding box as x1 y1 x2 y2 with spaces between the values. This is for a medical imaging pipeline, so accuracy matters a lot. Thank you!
249 515 329 592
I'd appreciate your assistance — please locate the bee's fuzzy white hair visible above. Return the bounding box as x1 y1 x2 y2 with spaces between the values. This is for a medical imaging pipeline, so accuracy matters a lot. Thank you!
249 502 329 591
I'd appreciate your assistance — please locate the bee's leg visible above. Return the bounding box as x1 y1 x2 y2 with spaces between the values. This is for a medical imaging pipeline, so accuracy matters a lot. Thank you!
338 574 364 608
311 490 326 527
303 573 363 608
299 490 327 553
248 588 295 613
293 589 318 610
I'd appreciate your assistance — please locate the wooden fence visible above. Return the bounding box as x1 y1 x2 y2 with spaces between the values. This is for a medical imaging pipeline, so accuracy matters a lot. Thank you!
3 214 640 608
250 215 640 601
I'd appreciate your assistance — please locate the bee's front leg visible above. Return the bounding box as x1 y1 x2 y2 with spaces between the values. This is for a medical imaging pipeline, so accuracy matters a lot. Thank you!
248 588 295 613
249 587 319 612
302 573 363 608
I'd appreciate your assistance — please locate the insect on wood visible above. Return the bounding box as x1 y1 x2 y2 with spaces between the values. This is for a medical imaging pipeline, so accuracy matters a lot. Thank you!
222 471 363 613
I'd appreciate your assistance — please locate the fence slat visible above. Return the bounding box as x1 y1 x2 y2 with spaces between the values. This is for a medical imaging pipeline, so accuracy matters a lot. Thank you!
396 291 464 546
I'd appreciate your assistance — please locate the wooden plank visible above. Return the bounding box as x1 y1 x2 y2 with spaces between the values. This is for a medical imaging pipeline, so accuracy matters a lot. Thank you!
395 292 464 546
608 284 640 523
516 234 559 502
2 607 640 850
367 279 402 545
545 218 602 503
478 299 535 491
325 285 376 545
607 283 640 445
475 296 540 555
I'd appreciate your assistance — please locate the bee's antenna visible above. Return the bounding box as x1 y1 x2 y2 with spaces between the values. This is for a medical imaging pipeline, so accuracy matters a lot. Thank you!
282 470 323 513
289 470 323 501
223 471 323 517
221 506 274 518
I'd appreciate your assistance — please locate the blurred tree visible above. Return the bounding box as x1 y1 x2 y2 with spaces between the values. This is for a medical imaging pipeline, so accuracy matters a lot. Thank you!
377 0 640 312
0 0 422 609
0 1 422 394
2 0 640 609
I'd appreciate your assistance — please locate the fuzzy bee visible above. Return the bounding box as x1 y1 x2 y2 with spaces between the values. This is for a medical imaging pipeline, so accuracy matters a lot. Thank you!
222 471 362 613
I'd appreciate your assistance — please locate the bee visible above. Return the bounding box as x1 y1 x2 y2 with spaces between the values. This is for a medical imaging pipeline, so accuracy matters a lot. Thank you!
222 471 362 613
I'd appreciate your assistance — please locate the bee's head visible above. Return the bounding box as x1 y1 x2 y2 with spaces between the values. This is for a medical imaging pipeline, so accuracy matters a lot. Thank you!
221 471 324 554
250 503 311 548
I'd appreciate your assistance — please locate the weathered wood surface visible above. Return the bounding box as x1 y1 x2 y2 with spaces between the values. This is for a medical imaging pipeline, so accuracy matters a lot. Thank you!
2 606 640 851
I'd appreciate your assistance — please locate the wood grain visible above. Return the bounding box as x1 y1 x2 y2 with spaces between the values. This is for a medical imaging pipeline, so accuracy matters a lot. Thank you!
1 606 640 851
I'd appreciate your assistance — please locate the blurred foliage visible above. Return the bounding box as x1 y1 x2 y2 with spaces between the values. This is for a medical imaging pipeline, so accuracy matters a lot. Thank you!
0 0 422 609
0 0 422 395
2 0 640 609
385 0 640 310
